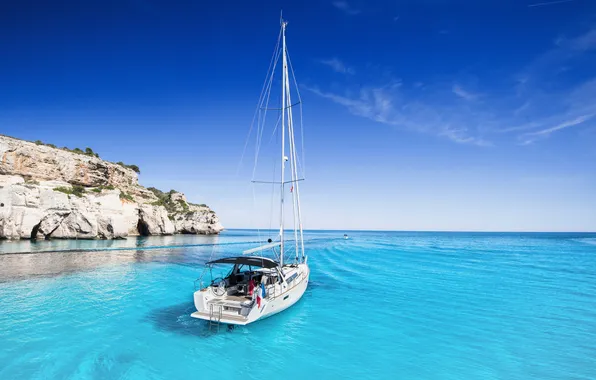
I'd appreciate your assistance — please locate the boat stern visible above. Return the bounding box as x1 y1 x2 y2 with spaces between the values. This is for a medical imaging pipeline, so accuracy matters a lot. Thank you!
190 287 254 325
193 288 209 314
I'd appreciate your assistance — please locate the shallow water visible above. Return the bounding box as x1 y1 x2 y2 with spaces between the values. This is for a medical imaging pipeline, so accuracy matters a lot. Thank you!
1 230 596 379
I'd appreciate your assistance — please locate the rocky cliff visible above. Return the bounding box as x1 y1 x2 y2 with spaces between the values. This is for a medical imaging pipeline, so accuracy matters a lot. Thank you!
0 135 223 240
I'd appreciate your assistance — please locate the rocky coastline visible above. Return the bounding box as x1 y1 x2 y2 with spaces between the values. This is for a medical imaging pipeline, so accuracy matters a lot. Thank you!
0 134 223 240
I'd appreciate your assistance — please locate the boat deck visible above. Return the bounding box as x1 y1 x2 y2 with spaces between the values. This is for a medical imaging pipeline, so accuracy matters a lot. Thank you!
221 295 252 302
191 311 247 324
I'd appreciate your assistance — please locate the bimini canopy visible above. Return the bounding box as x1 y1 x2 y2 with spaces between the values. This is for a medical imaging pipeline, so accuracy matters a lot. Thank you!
206 256 279 269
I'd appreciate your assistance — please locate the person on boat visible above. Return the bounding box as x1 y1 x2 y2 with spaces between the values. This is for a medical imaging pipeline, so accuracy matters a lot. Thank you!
248 278 256 296
251 279 265 308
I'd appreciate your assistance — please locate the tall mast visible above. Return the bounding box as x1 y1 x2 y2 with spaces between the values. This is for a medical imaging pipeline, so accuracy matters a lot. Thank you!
279 19 288 267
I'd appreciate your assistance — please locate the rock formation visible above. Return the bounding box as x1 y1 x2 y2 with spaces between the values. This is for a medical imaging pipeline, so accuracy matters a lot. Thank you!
0 135 223 240
167 192 222 235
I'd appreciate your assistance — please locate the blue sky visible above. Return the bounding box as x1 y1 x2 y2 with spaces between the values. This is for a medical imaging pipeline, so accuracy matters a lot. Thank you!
1 0 595 232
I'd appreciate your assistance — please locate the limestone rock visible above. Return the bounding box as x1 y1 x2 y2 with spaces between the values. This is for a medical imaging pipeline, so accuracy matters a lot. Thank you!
0 135 139 194
145 189 225 236
0 134 224 240
138 204 175 236
172 205 224 235
36 210 71 238
50 210 97 239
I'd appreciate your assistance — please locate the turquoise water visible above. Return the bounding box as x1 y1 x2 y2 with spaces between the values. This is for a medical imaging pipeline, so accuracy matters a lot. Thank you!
1 230 596 379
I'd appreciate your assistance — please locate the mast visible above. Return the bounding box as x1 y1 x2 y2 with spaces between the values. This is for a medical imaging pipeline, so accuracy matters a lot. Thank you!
281 19 306 264
280 19 288 267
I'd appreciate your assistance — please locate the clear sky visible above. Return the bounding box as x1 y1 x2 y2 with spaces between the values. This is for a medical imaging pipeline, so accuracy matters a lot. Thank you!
1 0 595 232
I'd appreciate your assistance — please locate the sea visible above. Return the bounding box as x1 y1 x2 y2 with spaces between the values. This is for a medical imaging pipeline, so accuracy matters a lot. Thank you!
1 230 595 379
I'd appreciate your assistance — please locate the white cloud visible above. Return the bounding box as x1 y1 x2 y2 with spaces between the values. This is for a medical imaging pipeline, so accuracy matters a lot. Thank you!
441 127 492 147
332 1 360 15
452 85 479 101
520 28 596 92
497 78 596 141
513 101 530 116
519 114 596 145
319 58 355 75
309 68 596 147
528 0 575 8
307 27 596 148
305 84 490 146
562 29 596 51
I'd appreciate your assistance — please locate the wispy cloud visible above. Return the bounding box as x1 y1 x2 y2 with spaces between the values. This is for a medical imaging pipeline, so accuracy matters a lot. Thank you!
307 27 596 148
520 28 596 91
556 29 596 51
304 86 390 124
452 85 479 101
528 0 575 8
441 127 492 147
498 78 596 138
519 114 595 144
319 58 355 75
305 84 490 146
507 28 596 142
332 1 360 15
513 101 531 116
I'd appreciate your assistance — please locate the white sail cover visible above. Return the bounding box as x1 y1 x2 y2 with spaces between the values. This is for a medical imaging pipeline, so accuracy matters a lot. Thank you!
242 241 282 255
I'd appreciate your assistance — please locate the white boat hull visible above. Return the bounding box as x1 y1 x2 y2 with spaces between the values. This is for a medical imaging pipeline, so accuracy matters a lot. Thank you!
191 263 309 325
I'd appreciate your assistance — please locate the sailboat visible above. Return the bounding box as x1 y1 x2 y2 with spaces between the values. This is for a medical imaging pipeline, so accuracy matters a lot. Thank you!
190 18 309 326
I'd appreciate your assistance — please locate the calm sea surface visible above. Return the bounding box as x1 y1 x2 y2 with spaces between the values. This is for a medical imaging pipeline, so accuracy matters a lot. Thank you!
1 230 595 379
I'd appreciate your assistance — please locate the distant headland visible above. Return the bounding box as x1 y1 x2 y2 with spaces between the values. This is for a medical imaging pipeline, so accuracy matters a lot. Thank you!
0 134 223 240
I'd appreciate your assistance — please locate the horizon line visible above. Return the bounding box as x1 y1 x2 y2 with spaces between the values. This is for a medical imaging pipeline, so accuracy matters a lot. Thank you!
224 228 596 234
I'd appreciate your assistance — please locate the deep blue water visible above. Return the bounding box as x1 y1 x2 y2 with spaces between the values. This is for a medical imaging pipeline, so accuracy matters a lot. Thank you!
1 230 596 379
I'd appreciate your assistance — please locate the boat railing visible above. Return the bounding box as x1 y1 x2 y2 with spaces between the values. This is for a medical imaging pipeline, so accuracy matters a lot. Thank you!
264 269 306 300
193 275 206 291
266 283 277 300
194 266 211 291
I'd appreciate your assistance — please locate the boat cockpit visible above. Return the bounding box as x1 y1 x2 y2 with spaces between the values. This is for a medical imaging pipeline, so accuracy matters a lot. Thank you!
199 256 282 300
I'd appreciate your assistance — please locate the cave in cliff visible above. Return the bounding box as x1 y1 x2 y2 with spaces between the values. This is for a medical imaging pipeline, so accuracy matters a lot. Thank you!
137 219 150 236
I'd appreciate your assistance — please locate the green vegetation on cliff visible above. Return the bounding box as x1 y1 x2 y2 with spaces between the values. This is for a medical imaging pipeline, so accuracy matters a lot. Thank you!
147 187 211 219
148 187 179 214
91 185 116 193
53 185 86 197
116 162 140 174
119 191 134 202
30 138 141 173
